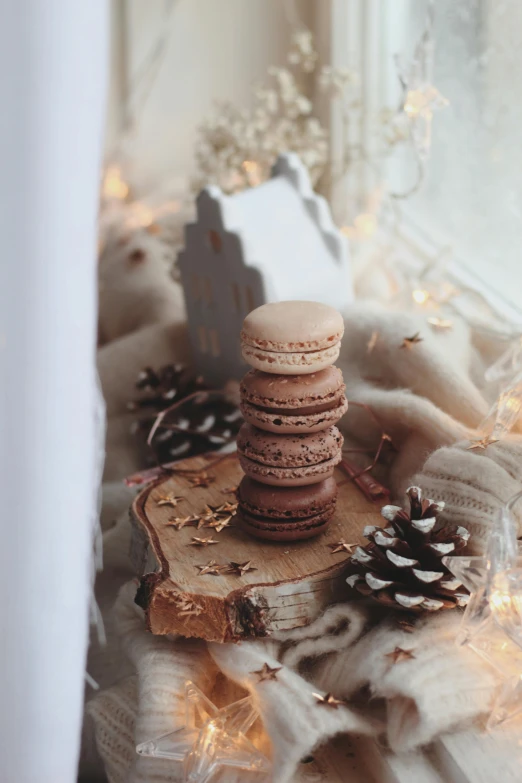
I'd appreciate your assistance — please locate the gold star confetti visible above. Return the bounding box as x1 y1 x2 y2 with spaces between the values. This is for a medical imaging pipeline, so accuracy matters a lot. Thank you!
195 560 226 576
367 330 379 354
397 617 417 634
206 516 234 533
227 561 257 576
328 540 357 555
189 536 219 547
251 663 282 683
199 505 222 523
188 473 216 488
215 501 238 515
400 332 424 350
427 317 453 331
221 485 238 495
313 693 347 709
385 647 416 665
466 436 499 451
165 515 199 530
156 494 185 509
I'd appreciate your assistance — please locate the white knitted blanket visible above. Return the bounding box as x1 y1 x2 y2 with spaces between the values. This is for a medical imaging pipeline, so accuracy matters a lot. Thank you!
84 235 522 782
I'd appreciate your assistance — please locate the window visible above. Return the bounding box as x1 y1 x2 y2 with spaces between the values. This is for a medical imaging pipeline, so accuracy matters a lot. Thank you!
331 0 522 312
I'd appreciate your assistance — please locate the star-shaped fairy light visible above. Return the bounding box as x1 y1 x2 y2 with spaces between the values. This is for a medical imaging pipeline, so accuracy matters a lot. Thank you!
313 693 347 709
195 560 226 576
385 647 416 666
251 663 282 683
478 336 522 445
189 536 219 547
328 540 357 555
156 494 185 509
395 4 448 160
400 332 424 350
227 561 257 576
136 681 270 780
444 490 522 729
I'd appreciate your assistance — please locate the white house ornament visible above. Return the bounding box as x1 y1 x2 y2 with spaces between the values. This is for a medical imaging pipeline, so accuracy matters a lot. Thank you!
177 153 352 386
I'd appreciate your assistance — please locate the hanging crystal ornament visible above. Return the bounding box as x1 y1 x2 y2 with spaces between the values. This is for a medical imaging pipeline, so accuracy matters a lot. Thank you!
479 336 522 442
136 681 271 782
444 490 522 729
395 1 448 161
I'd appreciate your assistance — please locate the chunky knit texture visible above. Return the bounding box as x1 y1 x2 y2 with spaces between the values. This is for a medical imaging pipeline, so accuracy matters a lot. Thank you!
86 249 520 782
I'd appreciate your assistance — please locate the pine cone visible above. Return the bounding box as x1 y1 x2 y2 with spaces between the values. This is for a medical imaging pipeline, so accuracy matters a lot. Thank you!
129 364 242 465
346 486 470 612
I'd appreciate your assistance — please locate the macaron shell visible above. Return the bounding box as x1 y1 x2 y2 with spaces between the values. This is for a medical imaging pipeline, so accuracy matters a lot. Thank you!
241 301 344 353
240 367 345 410
237 423 344 468
238 452 341 486
238 509 332 541
238 475 338 519
240 395 348 434
242 343 340 375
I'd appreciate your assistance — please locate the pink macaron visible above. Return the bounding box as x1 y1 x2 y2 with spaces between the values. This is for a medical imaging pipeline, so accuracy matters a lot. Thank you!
241 301 344 375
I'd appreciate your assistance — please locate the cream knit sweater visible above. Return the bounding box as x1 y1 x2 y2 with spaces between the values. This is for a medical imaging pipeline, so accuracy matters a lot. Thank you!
85 242 521 782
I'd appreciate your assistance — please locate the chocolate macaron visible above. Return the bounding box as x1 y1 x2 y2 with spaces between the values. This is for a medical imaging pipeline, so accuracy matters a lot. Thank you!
238 476 338 541
240 366 347 434
241 301 344 375
237 423 343 487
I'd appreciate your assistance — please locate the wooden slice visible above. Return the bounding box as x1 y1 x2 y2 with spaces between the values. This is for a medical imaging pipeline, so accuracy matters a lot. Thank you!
131 453 384 643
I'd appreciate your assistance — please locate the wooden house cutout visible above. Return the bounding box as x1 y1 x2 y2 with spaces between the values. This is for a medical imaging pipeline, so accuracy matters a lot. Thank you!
177 153 352 386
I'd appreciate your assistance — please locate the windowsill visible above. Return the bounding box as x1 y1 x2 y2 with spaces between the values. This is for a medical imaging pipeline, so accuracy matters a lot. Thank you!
393 216 522 330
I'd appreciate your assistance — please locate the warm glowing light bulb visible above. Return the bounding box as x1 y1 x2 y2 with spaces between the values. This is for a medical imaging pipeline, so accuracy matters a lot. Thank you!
404 89 430 118
241 160 262 186
102 164 129 200
412 289 430 305
354 213 377 238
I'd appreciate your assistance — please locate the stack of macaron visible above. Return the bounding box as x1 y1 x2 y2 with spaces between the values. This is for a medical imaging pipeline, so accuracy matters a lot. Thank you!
236 301 347 542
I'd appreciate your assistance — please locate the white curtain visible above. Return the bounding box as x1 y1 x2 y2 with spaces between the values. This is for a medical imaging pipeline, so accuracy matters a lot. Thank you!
0 2 108 781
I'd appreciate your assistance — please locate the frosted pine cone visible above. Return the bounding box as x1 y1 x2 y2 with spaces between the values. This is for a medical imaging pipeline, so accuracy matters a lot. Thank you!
346 486 470 612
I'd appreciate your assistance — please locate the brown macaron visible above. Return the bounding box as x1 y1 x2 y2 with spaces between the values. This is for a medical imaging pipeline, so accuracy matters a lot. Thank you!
240 366 347 434
237 423 343 487
237 476 338 541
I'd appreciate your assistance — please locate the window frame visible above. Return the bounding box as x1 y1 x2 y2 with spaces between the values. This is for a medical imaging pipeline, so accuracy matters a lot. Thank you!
319 0 522 323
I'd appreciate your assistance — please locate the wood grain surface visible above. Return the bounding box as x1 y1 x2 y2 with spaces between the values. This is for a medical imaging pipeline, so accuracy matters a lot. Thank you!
132 452 384 642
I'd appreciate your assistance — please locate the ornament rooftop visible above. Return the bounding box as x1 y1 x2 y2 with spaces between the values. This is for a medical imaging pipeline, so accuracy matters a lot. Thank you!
346 486 470 612
177 153 353 386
